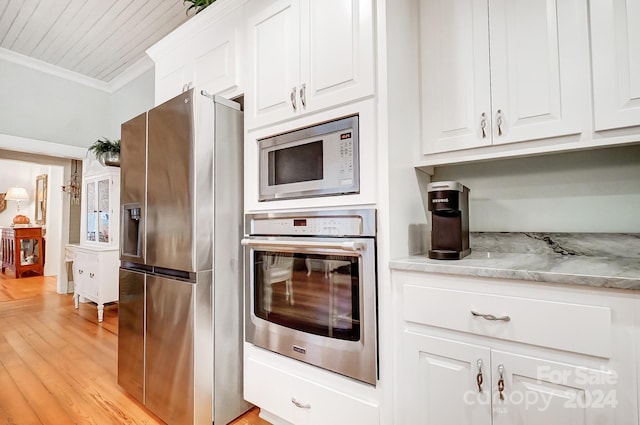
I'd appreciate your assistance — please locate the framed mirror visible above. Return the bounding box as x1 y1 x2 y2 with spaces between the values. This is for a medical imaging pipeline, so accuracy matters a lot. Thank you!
35 174 47 225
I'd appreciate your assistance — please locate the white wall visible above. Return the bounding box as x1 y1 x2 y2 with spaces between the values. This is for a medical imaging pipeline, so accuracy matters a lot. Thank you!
0 58 111 148
108 67 156 137
430 145 640 233
0 160 47 227
0 56 155 150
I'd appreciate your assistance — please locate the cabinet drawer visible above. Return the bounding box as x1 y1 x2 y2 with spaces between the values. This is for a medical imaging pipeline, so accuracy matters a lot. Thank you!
403 285 611 358
74 251 99 265
245 353 379 425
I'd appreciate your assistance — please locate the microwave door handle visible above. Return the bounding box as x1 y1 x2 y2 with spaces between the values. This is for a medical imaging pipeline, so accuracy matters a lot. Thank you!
241 238 365 252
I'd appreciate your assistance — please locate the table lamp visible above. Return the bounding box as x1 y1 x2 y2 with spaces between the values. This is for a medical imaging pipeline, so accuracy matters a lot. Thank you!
5 186 30 225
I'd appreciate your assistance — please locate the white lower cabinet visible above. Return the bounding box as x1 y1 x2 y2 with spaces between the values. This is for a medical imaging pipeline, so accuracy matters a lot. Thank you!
244 344 379 425
402 332 615 424
70 245 119 322
393 271 638 425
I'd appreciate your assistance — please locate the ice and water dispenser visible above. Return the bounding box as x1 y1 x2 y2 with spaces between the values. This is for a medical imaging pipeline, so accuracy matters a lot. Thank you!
426 181 471 260
121 203 143 260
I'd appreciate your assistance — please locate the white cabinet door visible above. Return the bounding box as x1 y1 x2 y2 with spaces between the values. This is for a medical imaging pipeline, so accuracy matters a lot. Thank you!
590 0 640 131
246 0 374 129
491 350 615 425
74 252 99 298
155 63 194 106
419 0 587 154
194 10 243 98
488 0 587 145
246 0 300 128
301 0 374 114
399 331 492 425
419 0 492 154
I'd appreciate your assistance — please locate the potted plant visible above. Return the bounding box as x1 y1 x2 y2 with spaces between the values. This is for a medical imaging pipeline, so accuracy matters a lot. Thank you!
183 0 217 15
88 138 121 167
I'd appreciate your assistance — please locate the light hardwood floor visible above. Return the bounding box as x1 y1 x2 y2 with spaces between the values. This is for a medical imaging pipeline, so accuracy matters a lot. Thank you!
0 274 270 425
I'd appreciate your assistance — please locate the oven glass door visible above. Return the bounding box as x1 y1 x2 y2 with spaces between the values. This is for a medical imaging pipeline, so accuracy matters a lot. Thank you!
253 250 361 341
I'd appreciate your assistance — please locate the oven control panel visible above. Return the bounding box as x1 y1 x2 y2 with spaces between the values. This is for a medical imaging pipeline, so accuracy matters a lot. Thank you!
251 216 363 236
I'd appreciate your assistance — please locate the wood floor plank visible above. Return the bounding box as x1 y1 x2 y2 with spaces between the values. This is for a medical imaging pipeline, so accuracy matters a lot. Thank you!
7 315 159 425
0 333 71 425
0 275 268 425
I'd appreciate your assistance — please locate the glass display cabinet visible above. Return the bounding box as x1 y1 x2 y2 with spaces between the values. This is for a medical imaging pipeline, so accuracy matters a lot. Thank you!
81 168 119 248
1 226 44 278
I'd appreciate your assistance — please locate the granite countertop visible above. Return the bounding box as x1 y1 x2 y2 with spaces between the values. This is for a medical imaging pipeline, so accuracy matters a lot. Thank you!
390 233 640 290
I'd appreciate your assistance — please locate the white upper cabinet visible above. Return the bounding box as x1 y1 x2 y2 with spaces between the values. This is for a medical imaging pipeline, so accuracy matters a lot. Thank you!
420 0 588 154
590 0 640 131
245 0 375 130
148 1 246 105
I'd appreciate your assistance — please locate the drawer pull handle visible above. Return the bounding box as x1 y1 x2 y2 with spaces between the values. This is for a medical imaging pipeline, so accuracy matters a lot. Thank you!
291 398 311 409
471 310 511 322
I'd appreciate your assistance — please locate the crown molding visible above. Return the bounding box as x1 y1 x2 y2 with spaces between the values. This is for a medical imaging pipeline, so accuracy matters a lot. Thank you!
0 47 152 94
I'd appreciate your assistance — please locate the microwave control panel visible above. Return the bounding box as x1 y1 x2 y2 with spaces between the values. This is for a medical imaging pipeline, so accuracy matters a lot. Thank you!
338 130 355 186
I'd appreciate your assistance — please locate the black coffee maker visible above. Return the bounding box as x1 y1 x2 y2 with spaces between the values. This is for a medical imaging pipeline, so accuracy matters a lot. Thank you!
427 181 471 260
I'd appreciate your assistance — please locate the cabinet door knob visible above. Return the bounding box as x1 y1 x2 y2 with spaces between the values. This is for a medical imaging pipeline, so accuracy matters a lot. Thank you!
89 273 95 278
291 86 298 111
78 269 84 274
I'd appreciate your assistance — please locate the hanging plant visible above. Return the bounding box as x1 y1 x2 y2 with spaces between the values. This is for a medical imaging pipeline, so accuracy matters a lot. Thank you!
183 0 217 15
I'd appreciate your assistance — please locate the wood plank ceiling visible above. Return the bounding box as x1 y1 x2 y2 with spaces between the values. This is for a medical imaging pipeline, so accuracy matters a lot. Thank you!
0 0 192 83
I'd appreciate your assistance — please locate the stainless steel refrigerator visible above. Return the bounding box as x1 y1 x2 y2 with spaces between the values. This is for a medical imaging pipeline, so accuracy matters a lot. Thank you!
117 88 249 425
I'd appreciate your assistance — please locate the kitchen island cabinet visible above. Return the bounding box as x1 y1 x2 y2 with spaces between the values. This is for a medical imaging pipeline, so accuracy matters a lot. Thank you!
244 0 375 130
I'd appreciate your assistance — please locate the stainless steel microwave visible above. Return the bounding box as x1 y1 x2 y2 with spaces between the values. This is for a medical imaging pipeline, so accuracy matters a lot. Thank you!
258 115 359 201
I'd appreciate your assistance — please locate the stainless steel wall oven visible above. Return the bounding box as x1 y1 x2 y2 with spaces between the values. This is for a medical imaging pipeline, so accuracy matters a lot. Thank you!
242 209 377 385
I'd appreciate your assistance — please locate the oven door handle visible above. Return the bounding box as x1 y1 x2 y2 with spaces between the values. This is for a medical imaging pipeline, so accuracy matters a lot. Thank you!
241 238 366 252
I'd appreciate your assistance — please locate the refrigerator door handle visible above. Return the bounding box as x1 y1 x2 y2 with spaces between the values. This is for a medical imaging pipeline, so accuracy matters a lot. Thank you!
152 266 196 283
